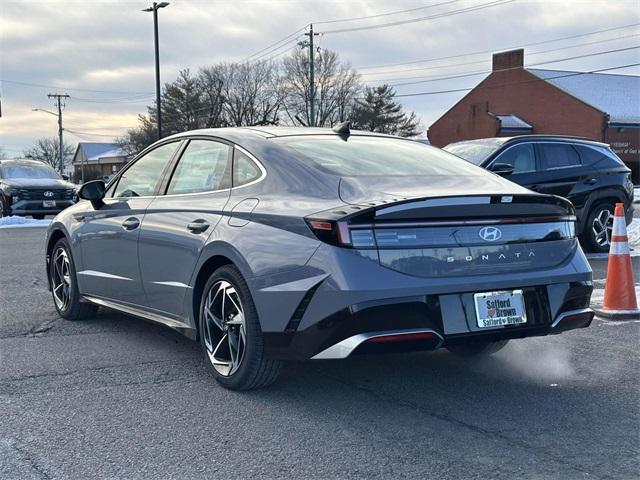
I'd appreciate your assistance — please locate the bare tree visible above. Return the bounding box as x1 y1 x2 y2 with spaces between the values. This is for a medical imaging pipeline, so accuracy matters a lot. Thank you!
198 65 227 128
23 137 74 169
0 146 8 159
281 48 361 127
117 115 157 156
215 61 283 127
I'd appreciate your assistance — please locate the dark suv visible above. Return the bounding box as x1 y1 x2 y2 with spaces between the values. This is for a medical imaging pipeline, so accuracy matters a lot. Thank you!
0 159 77 219
444 136 635 253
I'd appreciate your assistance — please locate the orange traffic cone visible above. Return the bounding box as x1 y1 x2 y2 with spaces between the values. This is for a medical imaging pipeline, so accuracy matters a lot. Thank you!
595 203 639 320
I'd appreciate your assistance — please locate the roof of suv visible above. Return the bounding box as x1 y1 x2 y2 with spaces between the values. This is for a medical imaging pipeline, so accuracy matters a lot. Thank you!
448 135 609 148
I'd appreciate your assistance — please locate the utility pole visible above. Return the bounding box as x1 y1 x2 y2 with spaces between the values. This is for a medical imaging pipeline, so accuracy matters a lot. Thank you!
304 24 319 127
47 93 70 174
143 2 169 140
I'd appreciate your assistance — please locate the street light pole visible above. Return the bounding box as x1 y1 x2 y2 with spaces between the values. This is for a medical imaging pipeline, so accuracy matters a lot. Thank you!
143 2 169 140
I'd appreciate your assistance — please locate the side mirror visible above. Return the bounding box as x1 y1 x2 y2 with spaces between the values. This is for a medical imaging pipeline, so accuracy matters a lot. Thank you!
61 174 70 181
490 162 515 175
78 180 106 209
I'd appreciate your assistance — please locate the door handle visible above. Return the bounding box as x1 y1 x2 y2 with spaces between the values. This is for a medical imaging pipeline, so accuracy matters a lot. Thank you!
187 219 210 234
122 217 140 230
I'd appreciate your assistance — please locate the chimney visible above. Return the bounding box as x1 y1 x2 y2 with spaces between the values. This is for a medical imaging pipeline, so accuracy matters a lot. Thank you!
492 49 524 72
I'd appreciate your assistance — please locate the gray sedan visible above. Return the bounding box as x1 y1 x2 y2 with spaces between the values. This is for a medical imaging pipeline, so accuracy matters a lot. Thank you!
45 126 593 389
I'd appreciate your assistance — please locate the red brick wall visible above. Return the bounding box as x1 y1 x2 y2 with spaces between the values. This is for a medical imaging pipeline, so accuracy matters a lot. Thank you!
428 68 605 147
605 126 640 184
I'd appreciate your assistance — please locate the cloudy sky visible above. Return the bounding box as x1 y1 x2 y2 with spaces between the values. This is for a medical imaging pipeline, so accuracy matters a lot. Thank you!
1 0 639 156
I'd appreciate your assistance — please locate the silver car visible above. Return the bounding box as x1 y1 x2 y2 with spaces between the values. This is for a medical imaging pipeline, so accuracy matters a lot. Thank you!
45 126 594 390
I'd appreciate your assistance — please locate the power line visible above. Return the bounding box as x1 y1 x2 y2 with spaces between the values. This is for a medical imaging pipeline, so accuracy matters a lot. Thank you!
383 45 640 87
1 79 153 95
361 34 640 84
65 129 123 138
392 62 640 98
247 36 304 64
242 26 307 62
314 0 462 25
320 0 516 34
355 22 640 70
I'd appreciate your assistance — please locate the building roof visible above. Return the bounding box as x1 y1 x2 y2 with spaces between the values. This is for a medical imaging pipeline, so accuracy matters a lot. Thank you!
87 147 126 161
527 69 640 124
496 114 532 130
73 142 127 164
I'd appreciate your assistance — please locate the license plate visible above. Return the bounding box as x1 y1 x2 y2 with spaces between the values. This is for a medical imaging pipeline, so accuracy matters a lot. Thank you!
43 200 56 207
474 290 526 328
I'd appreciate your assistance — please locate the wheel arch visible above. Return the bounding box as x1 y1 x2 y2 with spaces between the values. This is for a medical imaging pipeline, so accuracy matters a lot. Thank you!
189 246 253 340
45 227 69 290
580 188 626 234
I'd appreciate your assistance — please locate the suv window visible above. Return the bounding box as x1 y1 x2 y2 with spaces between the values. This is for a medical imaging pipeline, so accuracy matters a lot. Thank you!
113 142 179 197
493 143 536 173
575 145 623 166
233 149 262 187
167 140 231 195
538 143 581 169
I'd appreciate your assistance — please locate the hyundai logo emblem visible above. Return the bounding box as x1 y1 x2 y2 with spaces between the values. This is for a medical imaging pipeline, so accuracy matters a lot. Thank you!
44 191 54 198
478 226 502 242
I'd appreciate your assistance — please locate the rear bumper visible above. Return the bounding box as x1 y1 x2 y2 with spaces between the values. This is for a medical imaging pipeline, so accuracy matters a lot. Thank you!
263 280 593 360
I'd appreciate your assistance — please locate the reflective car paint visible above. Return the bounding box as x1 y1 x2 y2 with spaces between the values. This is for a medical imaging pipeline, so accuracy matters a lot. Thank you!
46 127 593 360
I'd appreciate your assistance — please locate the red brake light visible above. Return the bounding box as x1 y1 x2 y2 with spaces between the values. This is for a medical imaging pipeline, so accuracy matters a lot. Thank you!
308 220 333 231
305 218 352 246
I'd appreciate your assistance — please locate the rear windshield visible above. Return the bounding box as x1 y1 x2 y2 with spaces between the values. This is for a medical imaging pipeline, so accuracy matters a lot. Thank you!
273 135 484 177
0 163 61 179
444 139 507 165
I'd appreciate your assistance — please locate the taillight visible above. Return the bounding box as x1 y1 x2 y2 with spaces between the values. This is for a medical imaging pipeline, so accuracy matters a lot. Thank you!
305 218 352 246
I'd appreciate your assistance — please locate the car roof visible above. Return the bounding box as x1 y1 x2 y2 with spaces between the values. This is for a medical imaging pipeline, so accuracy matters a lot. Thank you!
0 158 50 166
448 135 609 148
164 126 396 142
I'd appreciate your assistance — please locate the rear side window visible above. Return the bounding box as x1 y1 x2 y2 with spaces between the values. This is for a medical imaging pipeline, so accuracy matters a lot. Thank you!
233 149 262 187
274 136 484 177
575 145 624 166
167 140 231 195
493 144 536 173
538 143 581 169
113 142 179 197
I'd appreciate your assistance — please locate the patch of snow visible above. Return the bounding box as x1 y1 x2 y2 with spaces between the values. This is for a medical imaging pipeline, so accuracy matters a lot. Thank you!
634 187 639 203
0 216 52 229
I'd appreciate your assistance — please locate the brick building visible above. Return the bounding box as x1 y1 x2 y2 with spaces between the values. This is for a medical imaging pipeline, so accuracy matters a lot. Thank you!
428 49 640 183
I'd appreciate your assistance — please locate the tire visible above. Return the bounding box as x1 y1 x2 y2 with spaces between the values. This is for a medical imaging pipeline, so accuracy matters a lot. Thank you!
32 214 46 220
198 265 282 390
49 238 98 320
447 339 509 357
0 197 10 218
581 202 615 253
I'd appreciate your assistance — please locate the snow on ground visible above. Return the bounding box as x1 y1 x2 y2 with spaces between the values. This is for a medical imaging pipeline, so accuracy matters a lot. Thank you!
634 187 639 203
0 216 52 229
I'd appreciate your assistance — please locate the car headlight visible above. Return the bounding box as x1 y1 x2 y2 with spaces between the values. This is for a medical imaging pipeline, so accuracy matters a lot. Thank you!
5 188 19 202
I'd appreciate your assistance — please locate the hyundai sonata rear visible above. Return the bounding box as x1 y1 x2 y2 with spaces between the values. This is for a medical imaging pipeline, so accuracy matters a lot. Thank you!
45 126 593 390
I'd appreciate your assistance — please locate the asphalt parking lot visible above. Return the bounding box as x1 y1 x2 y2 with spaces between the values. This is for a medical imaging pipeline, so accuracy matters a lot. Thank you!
1 227 638 480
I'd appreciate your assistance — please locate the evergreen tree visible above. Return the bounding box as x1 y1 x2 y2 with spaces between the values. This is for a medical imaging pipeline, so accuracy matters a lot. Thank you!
351 84 421 137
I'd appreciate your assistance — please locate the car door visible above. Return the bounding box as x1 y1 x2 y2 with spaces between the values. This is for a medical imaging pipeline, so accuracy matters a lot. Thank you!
533 142 584 197
76 141 182 305
137 138 232 316
488 142 541 189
